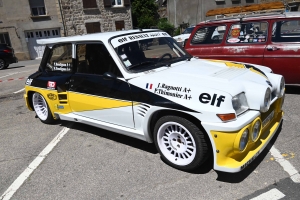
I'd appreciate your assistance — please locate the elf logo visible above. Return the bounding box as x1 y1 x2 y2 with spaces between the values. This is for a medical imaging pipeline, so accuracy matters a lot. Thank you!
199 93 226 107
146 83 153 89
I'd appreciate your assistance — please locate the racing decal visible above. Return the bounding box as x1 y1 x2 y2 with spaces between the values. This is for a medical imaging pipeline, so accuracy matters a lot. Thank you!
154 83 192 100
53 62 72 71
241 150 261 170
47 81 56 90
25 78 33 85
209 60 268 79
227 38 240 43
57 105 64 109
47 93 57 100
146 83 153 89
111 32 170 47
199 93 225 107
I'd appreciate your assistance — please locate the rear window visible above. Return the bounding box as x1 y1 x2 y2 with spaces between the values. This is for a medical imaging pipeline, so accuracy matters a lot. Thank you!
226 22 268 44
46 43 73 73
191 25 226 44
272 20 300 42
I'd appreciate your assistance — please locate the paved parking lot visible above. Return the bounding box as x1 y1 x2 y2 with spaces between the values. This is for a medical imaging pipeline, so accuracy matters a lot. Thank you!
0 61 299 200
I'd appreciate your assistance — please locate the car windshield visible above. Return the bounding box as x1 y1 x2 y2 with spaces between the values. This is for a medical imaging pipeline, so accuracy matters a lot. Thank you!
112 32 192 72
182 27 194 34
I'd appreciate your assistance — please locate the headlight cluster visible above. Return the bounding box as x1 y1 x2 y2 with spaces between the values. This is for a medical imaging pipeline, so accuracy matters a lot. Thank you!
261 88 271 113
236 118 262 152
232 93 249 116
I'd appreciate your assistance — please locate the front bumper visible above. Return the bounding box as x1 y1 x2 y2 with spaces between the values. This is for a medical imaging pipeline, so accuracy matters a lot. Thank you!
202 97 284 173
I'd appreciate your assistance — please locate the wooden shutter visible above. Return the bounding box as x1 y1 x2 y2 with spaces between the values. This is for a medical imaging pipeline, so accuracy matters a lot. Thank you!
124 0 130 6
86 22 101 33
103 0 111 7
83 0 97 8
115 21 125 31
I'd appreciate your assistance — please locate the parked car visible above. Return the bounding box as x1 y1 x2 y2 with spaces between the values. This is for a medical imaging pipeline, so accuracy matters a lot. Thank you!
185 12 300 84
0 43 18 70
173 26 195 47
24 29 284 172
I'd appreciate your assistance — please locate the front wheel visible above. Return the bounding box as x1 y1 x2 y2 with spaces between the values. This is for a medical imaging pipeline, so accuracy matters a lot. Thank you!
32 92 55 124
154 116 209 171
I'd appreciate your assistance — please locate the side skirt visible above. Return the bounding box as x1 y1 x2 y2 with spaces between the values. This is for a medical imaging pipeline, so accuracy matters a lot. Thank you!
56 112 148 142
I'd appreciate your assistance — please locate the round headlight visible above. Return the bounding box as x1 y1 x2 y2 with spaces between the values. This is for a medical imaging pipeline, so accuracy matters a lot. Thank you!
239 129 249 151
261 88 271 113
251 120 261 141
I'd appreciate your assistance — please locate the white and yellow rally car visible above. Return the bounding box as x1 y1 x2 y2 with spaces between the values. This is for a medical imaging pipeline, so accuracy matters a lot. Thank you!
24 29 284 172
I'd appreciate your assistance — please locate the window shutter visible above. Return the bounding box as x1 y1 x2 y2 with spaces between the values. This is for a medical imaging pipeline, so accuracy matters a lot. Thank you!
86 22 101 33
86 23 94 33
29 0 45 7
124 0 130 6
83 0 97 8
93 22 101 33
103 0 111 7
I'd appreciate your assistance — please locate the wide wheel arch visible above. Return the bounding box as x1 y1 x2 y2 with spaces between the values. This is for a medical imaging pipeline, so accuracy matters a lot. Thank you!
148 110 212 152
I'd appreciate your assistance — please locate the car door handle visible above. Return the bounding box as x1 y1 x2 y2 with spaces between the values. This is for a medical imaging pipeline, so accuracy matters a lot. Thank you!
267 46 279 51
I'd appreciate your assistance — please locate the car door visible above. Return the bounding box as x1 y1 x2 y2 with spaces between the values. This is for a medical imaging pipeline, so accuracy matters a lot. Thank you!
220 21 268 65
186 24 226 59
263 19 300 84
68 43 135 128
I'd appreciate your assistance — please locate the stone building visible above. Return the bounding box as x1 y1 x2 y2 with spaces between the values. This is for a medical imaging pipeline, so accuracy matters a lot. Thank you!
0 0 62 60
59 0 132 36
0 0 132 60
167 0 300 28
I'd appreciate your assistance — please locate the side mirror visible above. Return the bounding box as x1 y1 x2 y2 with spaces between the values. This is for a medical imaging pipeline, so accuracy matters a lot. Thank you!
103 72 117 80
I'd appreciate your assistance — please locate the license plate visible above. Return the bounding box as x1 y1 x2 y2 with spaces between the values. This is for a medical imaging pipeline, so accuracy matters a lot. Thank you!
262 110 274 127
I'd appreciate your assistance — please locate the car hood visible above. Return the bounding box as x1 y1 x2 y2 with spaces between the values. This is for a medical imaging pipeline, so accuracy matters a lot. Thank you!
128 58 281 114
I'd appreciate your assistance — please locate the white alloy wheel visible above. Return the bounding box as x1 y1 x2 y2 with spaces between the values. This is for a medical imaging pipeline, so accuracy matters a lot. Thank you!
157 121 197 166
32 93 50 121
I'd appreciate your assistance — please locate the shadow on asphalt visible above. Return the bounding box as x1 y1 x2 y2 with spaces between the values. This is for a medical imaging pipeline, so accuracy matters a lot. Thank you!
56 119 283 179
215 121 283 183
285 85 300 95
63 121 158 154
6 65 26 70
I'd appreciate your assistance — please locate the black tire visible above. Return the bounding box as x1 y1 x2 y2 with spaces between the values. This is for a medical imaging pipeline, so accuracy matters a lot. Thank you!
0 59 5 70
32 92 55 124
154 115 209 171
4 64 9 69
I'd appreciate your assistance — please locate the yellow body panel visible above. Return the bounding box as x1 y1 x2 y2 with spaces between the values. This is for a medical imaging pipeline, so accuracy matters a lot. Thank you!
210 97 283 170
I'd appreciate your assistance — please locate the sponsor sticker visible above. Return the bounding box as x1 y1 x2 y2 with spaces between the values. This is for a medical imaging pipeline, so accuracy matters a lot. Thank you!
47 81 56 90
57 105 64 109
262 110 275 127
47 93 57 100
25 78 33 85
227 38 240 43
241 150 261 170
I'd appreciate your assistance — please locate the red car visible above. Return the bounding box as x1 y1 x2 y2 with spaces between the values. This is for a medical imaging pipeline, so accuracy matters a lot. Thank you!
185 12 300 84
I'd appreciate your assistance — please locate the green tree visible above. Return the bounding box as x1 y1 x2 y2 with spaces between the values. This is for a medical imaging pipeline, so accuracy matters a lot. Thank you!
157 18 175 36
131 0 159 29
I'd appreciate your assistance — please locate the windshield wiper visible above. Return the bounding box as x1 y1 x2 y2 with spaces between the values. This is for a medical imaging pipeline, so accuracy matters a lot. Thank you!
127 61 155 70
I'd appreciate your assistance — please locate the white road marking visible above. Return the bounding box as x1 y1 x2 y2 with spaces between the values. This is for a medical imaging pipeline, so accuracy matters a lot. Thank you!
270 146 300 183
0 70 33 79
250 188 285 200
13 88 25 94
0 125 71 200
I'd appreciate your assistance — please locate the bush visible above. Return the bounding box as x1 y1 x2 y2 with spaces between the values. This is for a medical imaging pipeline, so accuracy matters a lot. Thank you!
157 18 175 36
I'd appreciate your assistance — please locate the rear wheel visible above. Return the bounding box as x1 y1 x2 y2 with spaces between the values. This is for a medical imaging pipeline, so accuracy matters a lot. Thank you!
4 64 9 69
0 59 5 70
154 115 209 171
32 92 55 124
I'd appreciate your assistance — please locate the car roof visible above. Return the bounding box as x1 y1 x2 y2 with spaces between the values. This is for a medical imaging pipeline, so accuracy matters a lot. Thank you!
198 12 300 25
37 29 159 45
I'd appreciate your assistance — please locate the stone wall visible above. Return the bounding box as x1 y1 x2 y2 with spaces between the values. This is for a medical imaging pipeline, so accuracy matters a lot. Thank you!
60 0 132 36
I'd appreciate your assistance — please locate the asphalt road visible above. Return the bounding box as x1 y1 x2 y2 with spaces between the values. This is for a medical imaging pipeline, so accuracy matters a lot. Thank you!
0 60 299 200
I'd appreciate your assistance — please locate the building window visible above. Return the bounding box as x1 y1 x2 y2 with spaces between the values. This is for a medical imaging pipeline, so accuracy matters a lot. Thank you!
29 0 46 16
104 0 130 7
115 21 125 31
82 0 97 8
0 33 12 47
86 22 101 33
